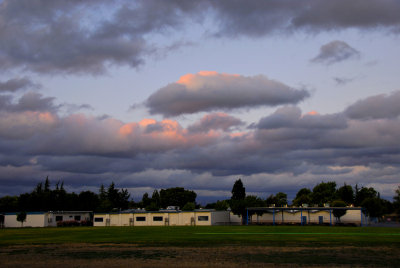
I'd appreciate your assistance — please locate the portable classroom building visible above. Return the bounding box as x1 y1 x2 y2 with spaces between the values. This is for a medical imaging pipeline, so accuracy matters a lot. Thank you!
93 210 230 227
3 211 92 228
245 207 368 226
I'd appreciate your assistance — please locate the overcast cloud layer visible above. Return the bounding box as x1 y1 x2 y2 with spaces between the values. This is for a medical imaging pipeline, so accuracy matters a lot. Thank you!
1 90 400 200
1 0 400 202
1 0 400 74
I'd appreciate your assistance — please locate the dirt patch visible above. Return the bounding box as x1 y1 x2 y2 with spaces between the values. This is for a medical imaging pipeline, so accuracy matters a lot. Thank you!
1 244 399 267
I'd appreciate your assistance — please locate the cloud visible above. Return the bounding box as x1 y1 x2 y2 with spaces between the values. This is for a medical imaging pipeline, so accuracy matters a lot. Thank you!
1 96 400 199
207 0 400 37
0 77 40 92
254 106 347 130
0 92 58 113
345 90 400 119
333 77 355 86
146 71 310 116
311 41 360 65
188 113 244 133
0 0 204 75
1 1 399 75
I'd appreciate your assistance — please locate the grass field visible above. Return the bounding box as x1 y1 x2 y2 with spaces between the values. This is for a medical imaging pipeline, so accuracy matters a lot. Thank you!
1 226 400 267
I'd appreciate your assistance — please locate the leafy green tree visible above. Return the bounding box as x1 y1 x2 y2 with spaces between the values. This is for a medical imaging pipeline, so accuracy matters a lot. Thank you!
145 202 160 211
215 200 229 211
292 188 312 206
332 200 347 222
361 197 384 218
245 195 266 216
0 196 19 212
16 211 27 227
355 187 377 206
159 187 197 209
266 192 287 207
182 202 196 211
311 181 337 206
205 200 229 211
78 191 99 211
337 184 354 205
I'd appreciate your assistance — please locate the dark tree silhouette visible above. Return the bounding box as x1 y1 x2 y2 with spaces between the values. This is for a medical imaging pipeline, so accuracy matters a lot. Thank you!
332 200 347 222
229 179 247 223
16 211 27 227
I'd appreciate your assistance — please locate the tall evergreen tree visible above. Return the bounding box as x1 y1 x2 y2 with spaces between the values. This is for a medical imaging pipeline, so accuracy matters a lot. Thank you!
231 179 246 200
230 179 247 223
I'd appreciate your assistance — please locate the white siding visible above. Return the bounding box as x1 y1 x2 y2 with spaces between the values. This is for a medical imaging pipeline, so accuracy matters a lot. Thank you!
4 213 46 228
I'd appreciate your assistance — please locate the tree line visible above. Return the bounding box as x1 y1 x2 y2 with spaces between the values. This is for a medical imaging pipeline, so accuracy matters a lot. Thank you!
1 177 399 220
0 177 197 213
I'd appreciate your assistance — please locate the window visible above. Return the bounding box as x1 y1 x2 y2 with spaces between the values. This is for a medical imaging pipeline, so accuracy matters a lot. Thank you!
74 215 81 221
56 216 63 222
153 216 163 221
136 216 146 221
198 216 209 221
94 217 103 222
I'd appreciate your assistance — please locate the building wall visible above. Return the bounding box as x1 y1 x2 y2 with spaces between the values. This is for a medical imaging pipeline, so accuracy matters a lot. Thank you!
4 213 46 228
93 213 109 227
47 212 92 227
229 213 242 225
250 209 365 225
93 211 229 227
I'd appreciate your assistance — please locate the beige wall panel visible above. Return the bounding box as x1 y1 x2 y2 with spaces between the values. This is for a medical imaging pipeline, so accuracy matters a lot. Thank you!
4 214 46 228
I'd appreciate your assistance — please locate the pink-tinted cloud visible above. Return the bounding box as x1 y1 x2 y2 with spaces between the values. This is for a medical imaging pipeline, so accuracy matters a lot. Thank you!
146 71 309 116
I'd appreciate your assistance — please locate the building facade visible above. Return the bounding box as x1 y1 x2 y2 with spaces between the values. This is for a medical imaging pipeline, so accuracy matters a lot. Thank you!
93 210 230 227
244 207 368 226
3 211 92 228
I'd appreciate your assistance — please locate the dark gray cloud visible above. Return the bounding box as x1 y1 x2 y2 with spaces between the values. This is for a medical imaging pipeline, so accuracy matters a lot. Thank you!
210 0 400 36
0 77 40 92
255 106 347 130
345 90 400 119
311 40 360 65
333 77 355 86
1 0 399 74
188 113 244 133
0 92 57 112
146 72 310 116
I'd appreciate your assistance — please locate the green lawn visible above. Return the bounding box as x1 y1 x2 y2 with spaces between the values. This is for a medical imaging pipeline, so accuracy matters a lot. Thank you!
1 225 400 247
1 226 400 267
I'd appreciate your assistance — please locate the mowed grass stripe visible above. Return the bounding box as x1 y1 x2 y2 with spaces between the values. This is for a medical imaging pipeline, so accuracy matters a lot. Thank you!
195 232 400 236
1 226 400 246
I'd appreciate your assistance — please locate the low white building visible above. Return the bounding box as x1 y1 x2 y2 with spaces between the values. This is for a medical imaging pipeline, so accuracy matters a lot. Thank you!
245 207 368 226
3 211 92 228
93 209 230 227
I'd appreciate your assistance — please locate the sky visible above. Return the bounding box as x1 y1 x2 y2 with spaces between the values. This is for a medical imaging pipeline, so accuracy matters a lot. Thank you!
1 0 400 203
